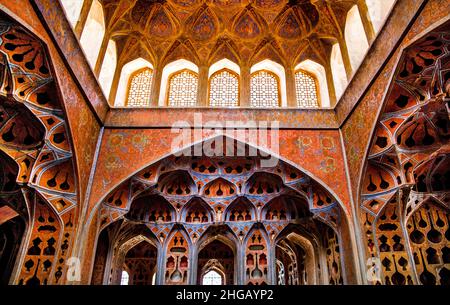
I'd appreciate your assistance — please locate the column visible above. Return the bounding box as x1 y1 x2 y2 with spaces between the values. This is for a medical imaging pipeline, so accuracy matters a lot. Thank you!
197 64 209 106
325 64 337 106
94 34 110 77
357 0 376 45
74 0 93 38
236 242 245 284
239 64 251 107
285 67 297 108
150 63 163 107
156 244 166 285
338 38 354 80
107 61 122 105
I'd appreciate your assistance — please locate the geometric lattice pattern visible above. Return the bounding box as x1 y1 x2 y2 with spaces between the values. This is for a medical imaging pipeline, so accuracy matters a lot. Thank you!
250 70 280 107
167 69 198 106
127 68 153 107
295 70 319 108
209 69 239 107
202 270 222 285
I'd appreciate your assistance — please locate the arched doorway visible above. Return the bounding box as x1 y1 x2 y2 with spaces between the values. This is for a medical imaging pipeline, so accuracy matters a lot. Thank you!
276 239 305 285
274 223 343 285
91 220 160 285
197 239 235 285
122 240 157 285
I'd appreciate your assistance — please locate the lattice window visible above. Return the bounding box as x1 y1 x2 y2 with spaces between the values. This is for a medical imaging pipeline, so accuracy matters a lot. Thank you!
295 70 319 108
126 68 153 107
250 70 280 107
202 270 222 285
120 271 129 285
167 69 198 106
209 69 239 107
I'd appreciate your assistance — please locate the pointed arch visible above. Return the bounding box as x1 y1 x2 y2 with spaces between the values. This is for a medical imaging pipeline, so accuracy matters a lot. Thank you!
250 59 286 107
98 39 117 98
111 227 160 285
60 0 84 27
262 195 310 221
274 227 319 285
209 58 240 77
148 4 180 38
330 43 348 100
244 172 284 195
365 0 396 33
196 225 238 285
202 177 237 198
157 170 196 196
295 60 330 107
126 194 176 223
208 66 240 107
244 224 270 285
164 226 192 284
208 38 241 66
345 5 370 71
232 7 265 40
225 197 256 222
188 6 219 41
79 0 105 69
115 58 154 107
162 40 199 68
159 59 199 106
182 197 214 223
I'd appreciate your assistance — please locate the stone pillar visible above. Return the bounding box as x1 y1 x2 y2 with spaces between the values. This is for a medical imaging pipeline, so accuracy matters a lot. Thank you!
94 34 109 77
107 61 123 106
338 38 354 80
236 241 246 284
324 64 337 107
267 241 276 284
156 243 167 285
189 244 199 285
74 0 93 38
357 0 376 45
197 65 209 106
285 67 297 108
151 63 163 107
240 64 251 107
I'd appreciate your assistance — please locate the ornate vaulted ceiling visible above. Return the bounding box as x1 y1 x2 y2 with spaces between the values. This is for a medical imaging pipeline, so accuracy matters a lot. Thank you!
100 0 357 68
